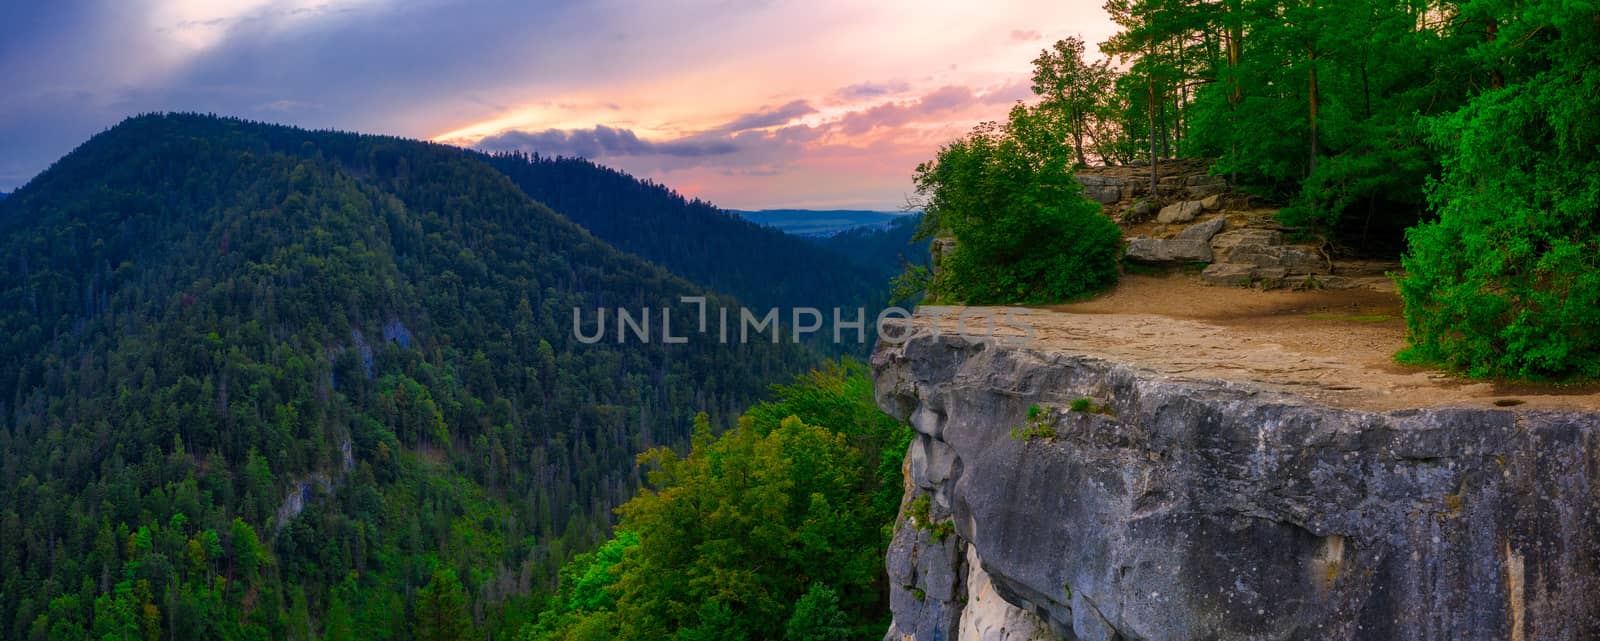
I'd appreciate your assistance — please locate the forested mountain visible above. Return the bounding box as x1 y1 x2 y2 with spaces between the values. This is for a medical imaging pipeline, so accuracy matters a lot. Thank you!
481 153 889 313
0 113 819 640
808 214 929 287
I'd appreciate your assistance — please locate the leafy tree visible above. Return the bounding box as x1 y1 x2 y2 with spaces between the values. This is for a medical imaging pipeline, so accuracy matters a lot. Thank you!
784 584 851 641
1031 37 1120 166
520 361 909 641
1397 0 1600 378
914 104 1121 304
415 568 473 641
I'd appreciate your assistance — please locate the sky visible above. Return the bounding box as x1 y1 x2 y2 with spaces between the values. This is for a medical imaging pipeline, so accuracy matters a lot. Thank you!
0 0 1117 210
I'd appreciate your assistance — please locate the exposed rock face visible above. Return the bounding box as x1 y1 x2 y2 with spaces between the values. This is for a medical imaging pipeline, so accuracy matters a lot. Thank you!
1201 227 1331 287
1123 217 1226 264
1123 237 1212 264
874 330 1600 641
1077 175 1126 205
1073 159 1220 221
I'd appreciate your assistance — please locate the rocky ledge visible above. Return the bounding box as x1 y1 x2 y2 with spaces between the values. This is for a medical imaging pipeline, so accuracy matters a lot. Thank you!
873 324 1600 641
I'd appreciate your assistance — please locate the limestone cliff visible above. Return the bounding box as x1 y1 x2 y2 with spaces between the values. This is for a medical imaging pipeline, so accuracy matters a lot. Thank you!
874 320 1600 641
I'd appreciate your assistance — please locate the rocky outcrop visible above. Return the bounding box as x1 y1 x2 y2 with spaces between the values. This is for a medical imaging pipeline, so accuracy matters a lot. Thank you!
1201 228 1331 287
1073 160 1225 221
1123 216 1227 264
874 329 1600 641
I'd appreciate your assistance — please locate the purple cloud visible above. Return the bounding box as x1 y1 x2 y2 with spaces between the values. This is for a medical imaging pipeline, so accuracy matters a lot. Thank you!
832 81 911 101
709 99 816 134
477 125 738 158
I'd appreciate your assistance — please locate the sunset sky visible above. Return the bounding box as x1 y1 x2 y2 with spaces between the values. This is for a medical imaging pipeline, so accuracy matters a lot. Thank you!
0 1 1117 209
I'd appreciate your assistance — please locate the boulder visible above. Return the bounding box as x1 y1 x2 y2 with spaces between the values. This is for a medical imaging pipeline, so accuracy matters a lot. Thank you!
1126 199 1158 221
1173 215 1227 242
1084 185 1121 204
1186 182 1228 199
1124 237 1212 264
1200 194 1222 210
1276 245 1331 274
1200 263 1255 286
1227 244 1330 275
1156 200 1204 224
1210 229 1285 263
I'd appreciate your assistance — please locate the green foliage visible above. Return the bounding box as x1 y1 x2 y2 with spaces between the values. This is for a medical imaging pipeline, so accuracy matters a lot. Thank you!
915 104 1122 304
1397 0 1600 379
521 361 910 641
1031 36 1121 166
0 114 820 641
906 494 953 543
1095 0 1484 250
1031 0 1600 373
785 584 852 641
415 568 473 641
888 263 932 305
1067 398 1113 416
1009 405 1057 441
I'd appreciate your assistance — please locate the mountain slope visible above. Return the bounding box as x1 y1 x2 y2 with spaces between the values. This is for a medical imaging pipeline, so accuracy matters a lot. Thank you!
0 113 815 640
808 213 930 286
482 153 889 313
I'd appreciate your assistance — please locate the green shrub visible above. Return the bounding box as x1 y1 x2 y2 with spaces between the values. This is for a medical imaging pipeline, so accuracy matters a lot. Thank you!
914 103 1121 305
1397 8 1600 380
1009 404 1057 441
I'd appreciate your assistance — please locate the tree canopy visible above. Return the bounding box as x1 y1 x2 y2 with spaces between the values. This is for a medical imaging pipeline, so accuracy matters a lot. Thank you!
0 113 820 640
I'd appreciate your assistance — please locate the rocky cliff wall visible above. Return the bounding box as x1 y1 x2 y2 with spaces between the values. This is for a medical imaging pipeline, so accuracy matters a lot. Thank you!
874 330 1600 641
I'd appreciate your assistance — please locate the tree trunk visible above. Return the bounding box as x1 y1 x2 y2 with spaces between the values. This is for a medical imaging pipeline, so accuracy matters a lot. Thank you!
1308 54 1320 175
1074 110 1089 167
1307 0 1320 175
1487 19 1504 89
1227 2 1242 186
1148 72 1159 197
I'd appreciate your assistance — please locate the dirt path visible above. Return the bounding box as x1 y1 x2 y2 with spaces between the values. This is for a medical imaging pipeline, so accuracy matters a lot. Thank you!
911 274 1600 412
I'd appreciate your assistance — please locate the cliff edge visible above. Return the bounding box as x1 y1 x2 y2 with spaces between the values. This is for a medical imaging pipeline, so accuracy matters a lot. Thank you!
873 276 1600 641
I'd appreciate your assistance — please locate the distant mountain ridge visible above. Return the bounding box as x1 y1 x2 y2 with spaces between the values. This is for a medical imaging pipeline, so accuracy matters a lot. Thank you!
483 152 893 314
729 208 911 237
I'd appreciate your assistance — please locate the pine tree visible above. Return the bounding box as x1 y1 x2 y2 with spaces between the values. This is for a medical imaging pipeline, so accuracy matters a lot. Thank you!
414 568 472 641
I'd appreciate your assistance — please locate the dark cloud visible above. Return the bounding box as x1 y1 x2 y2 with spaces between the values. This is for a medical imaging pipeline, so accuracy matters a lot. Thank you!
708 99 816 134
477 125 739 158
0 0 608 190
475 98 823 162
